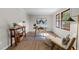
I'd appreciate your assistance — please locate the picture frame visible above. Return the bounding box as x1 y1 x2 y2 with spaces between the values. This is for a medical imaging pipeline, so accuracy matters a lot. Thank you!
36 18 47 24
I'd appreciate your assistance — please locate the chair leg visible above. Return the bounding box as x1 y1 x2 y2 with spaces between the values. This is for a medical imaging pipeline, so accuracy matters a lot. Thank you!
51 43 55 50
71 46 75 50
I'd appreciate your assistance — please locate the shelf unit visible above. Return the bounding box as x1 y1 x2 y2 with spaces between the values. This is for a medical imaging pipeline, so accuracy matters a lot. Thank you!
9 26 26 46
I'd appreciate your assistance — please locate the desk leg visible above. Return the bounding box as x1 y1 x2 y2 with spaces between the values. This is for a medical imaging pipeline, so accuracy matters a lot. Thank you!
34 29 37 40
10 30 12 47
15 37 17 46
25 33 26 37
10 38 12 47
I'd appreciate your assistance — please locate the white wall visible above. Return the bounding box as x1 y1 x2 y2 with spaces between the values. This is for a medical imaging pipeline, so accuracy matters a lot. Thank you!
70 8 79 49
0 8 29 50
29 15 53 32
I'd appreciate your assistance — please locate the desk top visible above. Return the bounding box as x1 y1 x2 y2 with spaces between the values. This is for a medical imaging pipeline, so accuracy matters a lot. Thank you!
10 26 25 30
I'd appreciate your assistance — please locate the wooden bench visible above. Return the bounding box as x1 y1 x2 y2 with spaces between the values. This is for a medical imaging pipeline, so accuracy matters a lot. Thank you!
44 33 76 50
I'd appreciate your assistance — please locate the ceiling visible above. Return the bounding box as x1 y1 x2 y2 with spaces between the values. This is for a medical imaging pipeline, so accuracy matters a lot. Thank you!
24 8 59 16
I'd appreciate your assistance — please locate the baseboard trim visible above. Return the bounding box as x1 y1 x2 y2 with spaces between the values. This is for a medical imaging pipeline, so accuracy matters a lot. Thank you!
2 44 10 50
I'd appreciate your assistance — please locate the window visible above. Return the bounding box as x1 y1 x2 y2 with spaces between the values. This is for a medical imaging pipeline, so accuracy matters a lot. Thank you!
61 9 70 31
56 13 61 28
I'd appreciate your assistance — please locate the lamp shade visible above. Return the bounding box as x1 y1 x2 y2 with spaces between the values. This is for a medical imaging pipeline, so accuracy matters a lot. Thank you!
67 17 75 22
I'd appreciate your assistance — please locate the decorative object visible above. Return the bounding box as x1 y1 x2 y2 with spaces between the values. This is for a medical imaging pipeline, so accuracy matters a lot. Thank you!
62 34 70 45
67 17 75 22
62 38 67 45
13 23 17 27
36 18 47 24
22 21 26 23
33 24 36 26
33 24 38 29
56 13 61 28
61 9 70 31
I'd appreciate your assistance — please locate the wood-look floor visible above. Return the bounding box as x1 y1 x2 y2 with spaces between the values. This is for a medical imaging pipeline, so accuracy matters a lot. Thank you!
7 32 58 50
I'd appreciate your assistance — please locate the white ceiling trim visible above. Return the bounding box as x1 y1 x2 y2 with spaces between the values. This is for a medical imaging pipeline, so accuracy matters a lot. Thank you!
24 8 60 16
